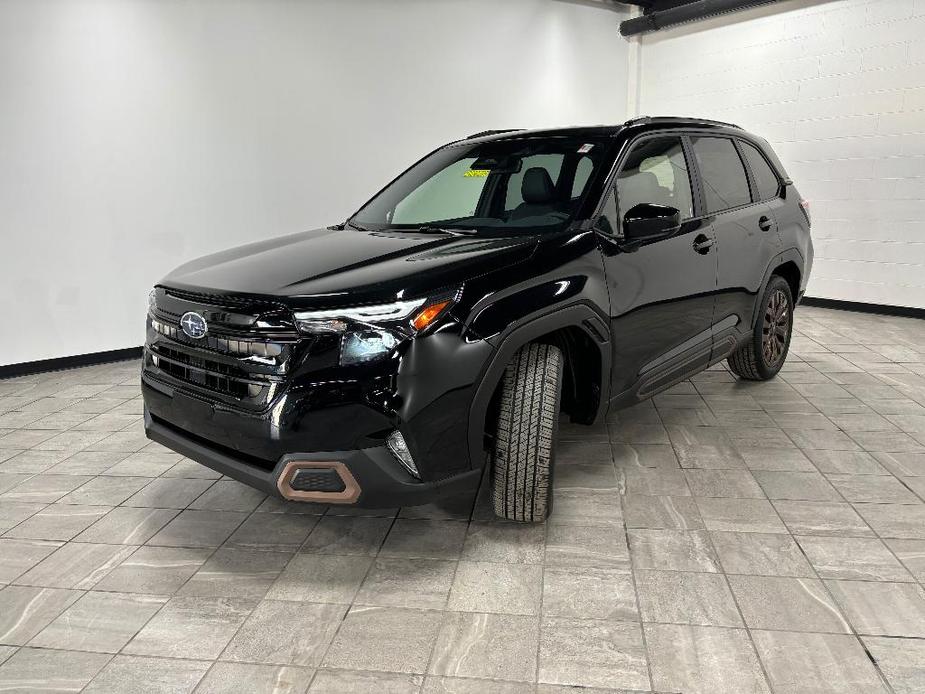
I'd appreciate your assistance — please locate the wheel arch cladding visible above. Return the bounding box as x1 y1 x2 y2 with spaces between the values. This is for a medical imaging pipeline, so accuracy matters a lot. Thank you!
467 303 611 470
772 260 801 302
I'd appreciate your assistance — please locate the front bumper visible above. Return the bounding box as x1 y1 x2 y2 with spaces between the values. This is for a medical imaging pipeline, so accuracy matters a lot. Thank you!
144 406 482 508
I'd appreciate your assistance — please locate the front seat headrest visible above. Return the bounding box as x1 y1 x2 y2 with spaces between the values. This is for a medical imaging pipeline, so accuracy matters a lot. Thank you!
521 167 555 204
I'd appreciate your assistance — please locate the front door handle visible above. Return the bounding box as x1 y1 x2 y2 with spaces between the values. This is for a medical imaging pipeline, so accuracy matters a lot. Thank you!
758 215 774 232
692 234 715 254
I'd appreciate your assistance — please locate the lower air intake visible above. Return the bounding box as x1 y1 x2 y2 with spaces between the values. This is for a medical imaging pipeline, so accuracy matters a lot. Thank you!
290 468 346 493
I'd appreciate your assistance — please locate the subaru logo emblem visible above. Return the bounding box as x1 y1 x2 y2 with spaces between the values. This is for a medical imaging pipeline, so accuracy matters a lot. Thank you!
180 312 208 339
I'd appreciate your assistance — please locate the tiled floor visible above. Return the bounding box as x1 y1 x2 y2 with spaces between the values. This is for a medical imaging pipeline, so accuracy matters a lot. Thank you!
1 305 925 693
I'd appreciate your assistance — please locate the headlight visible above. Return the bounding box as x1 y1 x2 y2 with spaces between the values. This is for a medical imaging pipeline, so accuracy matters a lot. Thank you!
148 288 157 313
293 296 454 365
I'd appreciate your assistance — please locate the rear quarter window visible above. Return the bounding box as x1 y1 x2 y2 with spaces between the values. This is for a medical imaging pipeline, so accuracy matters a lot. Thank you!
740 141 781 201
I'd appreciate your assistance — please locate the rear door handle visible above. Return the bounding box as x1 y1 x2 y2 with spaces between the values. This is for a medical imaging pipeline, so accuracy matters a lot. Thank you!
692 234 715 254
758 216 773 232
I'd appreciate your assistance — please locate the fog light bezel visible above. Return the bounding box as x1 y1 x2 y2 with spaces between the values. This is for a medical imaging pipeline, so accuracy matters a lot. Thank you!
386 430 420 479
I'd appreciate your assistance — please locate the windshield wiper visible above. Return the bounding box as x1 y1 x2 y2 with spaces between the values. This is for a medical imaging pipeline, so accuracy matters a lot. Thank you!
409 226 477 236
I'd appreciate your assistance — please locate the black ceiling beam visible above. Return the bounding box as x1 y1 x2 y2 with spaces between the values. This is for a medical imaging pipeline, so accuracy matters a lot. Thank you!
620 0 780 36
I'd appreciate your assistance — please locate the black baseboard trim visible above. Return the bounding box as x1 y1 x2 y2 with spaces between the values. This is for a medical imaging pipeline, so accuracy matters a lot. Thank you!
801 297 925 320
0 347 143 380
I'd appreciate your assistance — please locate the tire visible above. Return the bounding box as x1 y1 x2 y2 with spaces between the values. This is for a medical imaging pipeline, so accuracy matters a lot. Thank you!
491 343 563 522
727 275 794 381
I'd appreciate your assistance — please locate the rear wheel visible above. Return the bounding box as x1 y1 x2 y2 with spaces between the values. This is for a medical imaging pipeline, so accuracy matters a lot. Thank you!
491 343 563 522
727 275 793 381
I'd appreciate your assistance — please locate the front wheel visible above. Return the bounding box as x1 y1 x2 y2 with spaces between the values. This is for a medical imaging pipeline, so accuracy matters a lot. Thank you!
727 275 794 381
491 343 563 522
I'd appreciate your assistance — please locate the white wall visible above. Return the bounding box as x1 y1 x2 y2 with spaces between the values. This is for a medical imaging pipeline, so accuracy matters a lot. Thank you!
0 0 631 366
637 0 925 309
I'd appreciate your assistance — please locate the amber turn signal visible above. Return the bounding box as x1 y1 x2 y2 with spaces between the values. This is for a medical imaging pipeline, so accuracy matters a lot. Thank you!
412 300 450 331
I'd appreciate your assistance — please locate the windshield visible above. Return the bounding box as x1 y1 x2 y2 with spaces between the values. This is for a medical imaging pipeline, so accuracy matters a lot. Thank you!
350 136 610 234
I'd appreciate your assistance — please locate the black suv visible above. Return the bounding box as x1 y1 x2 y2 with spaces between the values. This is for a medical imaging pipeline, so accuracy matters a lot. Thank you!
143 116 812 522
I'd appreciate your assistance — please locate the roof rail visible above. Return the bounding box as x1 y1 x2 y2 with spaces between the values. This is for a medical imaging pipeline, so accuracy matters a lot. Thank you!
464 129 524 139
623 116 742 130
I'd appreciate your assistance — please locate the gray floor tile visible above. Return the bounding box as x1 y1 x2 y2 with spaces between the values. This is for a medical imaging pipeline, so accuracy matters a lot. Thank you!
797 535 914 581
0 647 110 692
623 494 704 530
623 467 690 496
773 500 875 537
28 590 166 652
311 669 421 693
198 662 312 694
0 585 81 644
2 473 94 503
301 515 392 556
854 503 925 539
92 545 210 594
628 529 720 572
15 541 135 588
547 489 623 527
83 655 211 694
380 520 468 560
711 531 814 576
635 570 741 627
862 636 925 694
684 469 764 498
324 606 443 674
3 503 110 540
753 470 840 501
873 451 925 477
224 511 318 551
695 497 788 533
0 538 61 582
828 473 922 503
611 443 679 468
356 558 456 609
806 450 889 474
448 561 542 615
539 617 648 690
75 506 178 544
738 446 815 471
728 575 851 633
122 477 214 509
146 509 248 547
645 623 770 694
752 631 888 694
187 479 266 512
124 595 255 659
430 612 538 682
178 548 292 599
826 580 925 637
885 538 925 581
266 553 371 603
223 600 344 666
546 524 629 569
56 475 150 505
542 566 637 621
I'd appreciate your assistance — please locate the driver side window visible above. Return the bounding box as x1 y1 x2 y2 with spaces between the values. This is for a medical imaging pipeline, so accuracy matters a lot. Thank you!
616 136 694 222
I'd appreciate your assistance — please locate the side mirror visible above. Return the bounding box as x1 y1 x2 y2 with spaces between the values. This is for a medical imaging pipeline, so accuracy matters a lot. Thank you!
623 203 681 242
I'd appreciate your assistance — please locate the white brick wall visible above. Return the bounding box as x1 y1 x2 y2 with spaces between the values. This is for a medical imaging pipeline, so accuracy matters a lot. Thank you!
637 0 925 309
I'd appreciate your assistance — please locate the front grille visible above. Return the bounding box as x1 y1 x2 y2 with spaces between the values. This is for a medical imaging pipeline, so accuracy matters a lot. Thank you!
145 287 298 410
152 346 266 400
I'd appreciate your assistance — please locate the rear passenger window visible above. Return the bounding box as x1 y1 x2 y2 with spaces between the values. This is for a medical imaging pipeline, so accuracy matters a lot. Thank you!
690 137 751 213
740 141 780 201
616 136 694 220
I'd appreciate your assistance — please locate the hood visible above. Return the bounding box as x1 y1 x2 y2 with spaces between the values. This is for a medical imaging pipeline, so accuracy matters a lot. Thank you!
161 227 537 306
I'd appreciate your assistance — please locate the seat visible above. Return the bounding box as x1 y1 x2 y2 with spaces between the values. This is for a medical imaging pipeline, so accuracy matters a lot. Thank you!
617 170 673 214
510 167 557 220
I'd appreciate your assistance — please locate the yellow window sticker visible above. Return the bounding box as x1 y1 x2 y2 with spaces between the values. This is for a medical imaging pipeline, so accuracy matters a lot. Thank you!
464 169 490 177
